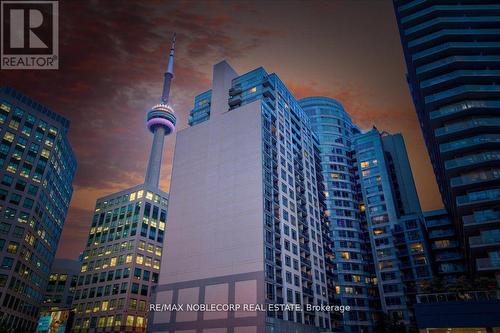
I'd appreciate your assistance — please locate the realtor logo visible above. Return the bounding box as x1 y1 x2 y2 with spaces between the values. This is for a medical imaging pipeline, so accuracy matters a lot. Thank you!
1 1 58 69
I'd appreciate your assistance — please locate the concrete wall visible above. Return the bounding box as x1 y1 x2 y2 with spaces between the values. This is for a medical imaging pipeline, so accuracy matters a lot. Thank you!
151 62 267 333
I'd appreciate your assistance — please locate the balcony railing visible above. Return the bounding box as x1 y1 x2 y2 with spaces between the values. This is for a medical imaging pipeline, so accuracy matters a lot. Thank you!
469 234 500 247
432 240 459 250
425 217 450 228
428 229 455 238
451 169 500 187
417 290 500 303
463 209 500 227
422 70 500 90
417 55 500 76
436 118 500 138
440 135 500 154
456 188 500 206
446 151 500 170
411 30 500 50
427 85 500 107
476 257 500 271
430 100 500 121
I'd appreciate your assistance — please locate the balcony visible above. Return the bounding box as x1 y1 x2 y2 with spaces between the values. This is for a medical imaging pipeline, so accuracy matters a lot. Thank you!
426 85 500 109
435 118 500 141
435 252 463 262
469 234 500 248
228 96 242 107
422 70 500 91
445 151 500 172
432 240 459 250
463 209 500 229
438 263 465 274
428 229 455 239
416 290 500 304
409 29 500 52
413 42 500 67
416 55 500 79
456 188 500 207
302 287 314 296
440 134 500 156
476 257 500 271
430 100 500 123
450 169 500 188
425 217 450 228
301 271 312 281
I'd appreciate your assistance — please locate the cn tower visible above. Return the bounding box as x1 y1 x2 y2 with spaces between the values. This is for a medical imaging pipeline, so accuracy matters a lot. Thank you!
144 33 177 187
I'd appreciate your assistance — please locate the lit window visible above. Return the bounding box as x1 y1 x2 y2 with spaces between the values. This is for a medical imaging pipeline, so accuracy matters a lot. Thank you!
126 315 134 327
146 192 153 200
3 132 14 142
129 192 136 201
0 103 10 112
249 86 257 93
137 190 144 199
41 149 50 158
126 254 133 263
110 257 117 267
155 247 162 257
136 255 144 265
6 242 18 254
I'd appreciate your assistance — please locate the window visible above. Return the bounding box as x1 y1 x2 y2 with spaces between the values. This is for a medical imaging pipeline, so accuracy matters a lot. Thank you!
126 315 134 327
1 257 14 270
0 223 11 234
120 282 128 293
131 283 139 294
0 274 8 287
140 284 148 296
6 242 18 254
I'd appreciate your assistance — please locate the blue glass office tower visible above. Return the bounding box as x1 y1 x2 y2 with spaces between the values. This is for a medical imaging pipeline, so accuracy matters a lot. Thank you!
0 87 77 332
299 97 379 333
393 0 500 284
354 128 433 329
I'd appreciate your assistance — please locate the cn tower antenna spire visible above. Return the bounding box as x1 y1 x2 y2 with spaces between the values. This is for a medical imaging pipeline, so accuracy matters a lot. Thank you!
145 33 177 188
161 32 176 104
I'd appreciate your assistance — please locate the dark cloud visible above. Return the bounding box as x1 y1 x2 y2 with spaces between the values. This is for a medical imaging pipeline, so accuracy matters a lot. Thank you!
1 0 442 259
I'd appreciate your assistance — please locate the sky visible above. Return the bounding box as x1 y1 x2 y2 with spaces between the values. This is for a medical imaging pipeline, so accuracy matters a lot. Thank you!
1 0 443 260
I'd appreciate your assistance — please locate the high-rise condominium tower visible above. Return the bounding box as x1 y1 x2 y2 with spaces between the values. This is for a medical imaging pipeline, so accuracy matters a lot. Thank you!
0 87 77 332
71 35 177 333
299 97 379 333
394 0 500 283
150 62 333 333
354 129 433 328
